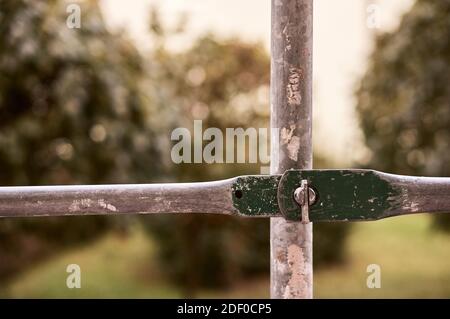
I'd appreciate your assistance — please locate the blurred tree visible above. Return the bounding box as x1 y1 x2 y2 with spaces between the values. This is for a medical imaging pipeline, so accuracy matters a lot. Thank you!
0 0 166 281
144 22 272 293
143 8 350 295
0 0 350 292
356 0 450 231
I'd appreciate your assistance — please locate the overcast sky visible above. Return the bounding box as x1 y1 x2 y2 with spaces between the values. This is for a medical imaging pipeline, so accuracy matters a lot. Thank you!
99 0 414 165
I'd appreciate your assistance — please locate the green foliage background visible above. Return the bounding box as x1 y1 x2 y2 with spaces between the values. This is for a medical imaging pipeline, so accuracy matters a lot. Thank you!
0 0 350 292
356 0 450 230
0 0 166 281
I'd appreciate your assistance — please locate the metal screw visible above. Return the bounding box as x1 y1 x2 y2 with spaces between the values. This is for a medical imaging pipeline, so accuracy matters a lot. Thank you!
294 185 316 206
293 180 316 224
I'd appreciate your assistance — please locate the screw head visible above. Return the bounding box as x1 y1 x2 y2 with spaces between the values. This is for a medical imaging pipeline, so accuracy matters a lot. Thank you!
294 186 316 206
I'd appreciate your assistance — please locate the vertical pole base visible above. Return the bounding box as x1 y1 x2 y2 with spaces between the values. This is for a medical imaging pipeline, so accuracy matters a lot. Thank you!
270 218 313 298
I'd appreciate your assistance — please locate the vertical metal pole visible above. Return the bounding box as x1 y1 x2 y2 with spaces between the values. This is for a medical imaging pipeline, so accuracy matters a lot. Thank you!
270 0 313 299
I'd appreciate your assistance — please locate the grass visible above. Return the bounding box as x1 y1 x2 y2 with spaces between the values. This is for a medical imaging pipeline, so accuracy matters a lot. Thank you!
315 215 450 298
1 226 182 298
2 215 450 298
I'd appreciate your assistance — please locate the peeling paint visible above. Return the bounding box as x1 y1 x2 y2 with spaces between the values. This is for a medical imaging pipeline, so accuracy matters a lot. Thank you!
232 175 281 217
286 67 302 106
282 22 292 51
403 201 420 212
286 136 300 162
98 199 118 212
278 169 401 221
69 198 92 212
280 125 294 145
280 124 300 162
283 244 308 298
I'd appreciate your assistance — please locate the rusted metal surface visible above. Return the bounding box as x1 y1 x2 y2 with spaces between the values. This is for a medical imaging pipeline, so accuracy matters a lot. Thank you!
270 0 314 299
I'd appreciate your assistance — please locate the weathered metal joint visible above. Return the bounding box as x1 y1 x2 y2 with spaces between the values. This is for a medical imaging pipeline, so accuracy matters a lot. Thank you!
293 179 316 224
232 168 450 222
2 168 449 222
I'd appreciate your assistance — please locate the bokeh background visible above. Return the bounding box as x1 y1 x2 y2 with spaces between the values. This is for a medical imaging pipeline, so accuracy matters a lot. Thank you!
0 0 450 298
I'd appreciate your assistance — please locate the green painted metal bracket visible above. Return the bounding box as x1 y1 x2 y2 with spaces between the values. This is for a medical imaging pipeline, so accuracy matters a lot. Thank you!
232 169 450 222
277 169 398 221
231 175 281 217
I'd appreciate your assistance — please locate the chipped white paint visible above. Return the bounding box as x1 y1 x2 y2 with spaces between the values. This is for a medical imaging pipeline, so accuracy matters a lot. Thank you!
282 22 292 51
275 0 283 6
98 199 118 212
287 67 302 106
286 136 300 161
280 125 295 145
69 198 92 212
403 201 420 212
280 124 300 161
283 244 308 298
271 219 313 299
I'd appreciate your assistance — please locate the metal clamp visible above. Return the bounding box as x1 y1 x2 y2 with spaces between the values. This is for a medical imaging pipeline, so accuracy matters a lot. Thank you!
293 180 316 224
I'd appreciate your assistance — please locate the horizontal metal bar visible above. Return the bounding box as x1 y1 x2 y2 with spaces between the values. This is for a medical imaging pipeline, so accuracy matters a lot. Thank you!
383 173 450 218
2 170 450 221
0 180 240 218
